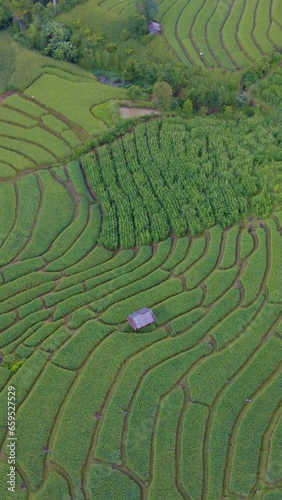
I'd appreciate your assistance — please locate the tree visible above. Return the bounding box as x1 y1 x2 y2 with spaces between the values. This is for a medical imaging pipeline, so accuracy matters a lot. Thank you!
129 14 147 36
0 2 12 29
127 85 142 100
7 0 31 29
41 21 78 62
105 43 117 53
153 81 173 110
223 105 233 121
136 0 157 21
199 106 208 116
123 59 139 80
182 98 193 117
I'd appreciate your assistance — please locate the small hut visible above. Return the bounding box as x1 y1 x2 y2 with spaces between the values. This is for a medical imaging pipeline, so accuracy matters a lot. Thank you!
128 307 156 332
148 21 162 35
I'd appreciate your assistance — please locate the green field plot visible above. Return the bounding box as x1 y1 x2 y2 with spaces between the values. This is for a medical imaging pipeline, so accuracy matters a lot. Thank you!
237 0 264 61
24 74 126 136
0 100 282 499
148 389 184 499
0 36 127 180
20 170 74 259
82 117 275 250
177 0 206 66
181 403 208 499
253 0 273 54
230 370 282 496
267 412 282 483
16 363 75 490
190 0 220 68
0 174 40 266
272 0 282 26
219 226 239 269
4 94 48 118
86 464 140 500
111 0 282 69
206 0 236 70
0 106 37 127
240 227 267 305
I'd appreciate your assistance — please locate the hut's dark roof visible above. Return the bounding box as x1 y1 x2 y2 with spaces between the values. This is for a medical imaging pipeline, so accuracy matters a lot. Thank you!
128 307 156 330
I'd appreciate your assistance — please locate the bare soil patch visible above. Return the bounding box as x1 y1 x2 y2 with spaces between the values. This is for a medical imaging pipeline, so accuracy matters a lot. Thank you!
119 106 160 118
0 90 17 104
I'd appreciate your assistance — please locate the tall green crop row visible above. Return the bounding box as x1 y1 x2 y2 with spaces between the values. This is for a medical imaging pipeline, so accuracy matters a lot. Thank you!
82 118 270 250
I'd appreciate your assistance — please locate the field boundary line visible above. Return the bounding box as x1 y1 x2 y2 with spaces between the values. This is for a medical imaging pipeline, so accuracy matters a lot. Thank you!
148 386 190 499
174 231 210 278
189 0 210 67
15 460 31 496
0 182 17 254
0 144 37 170
0 352 50 451
234 0 254 64
0 132 57 161
175 384 192 499
203 0 221 68
252 0 266 54
224 360 282 497
19 94 90 142
175 1 195 66
220 0 240 69
14 173 43 263
200 308 282 499
81 336 168 498
270 0 282 29
254 400 282 490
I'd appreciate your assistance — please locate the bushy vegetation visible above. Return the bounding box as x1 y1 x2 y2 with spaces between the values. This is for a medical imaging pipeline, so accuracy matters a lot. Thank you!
82 116 279 249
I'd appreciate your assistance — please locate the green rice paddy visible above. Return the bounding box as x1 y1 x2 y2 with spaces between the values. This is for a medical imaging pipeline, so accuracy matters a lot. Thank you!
0 153 281 497
99 0 282 69
0 19 282 500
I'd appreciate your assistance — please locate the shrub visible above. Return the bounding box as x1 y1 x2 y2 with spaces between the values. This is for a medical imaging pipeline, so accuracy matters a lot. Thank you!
10 360 24 373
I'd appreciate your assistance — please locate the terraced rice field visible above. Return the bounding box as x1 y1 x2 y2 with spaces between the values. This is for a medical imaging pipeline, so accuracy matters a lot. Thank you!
0 66 125 179
0 156 281 497
100 0 282 69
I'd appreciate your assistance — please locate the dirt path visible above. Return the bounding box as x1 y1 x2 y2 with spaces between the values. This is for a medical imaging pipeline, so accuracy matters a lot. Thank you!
0 91 17 104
